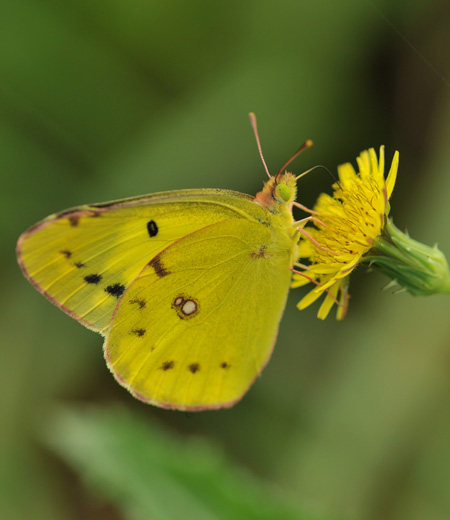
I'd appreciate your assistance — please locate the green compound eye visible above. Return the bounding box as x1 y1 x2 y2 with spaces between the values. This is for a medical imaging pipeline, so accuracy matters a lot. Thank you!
275 183 291 202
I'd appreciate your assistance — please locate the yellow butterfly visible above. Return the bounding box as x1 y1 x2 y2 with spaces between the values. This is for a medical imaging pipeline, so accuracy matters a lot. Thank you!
16 114 313 411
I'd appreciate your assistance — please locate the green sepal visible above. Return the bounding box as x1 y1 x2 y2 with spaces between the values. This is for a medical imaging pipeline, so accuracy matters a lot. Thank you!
364 219 450 296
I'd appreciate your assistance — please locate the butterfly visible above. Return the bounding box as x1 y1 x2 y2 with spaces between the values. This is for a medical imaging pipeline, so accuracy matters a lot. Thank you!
16 114 314 411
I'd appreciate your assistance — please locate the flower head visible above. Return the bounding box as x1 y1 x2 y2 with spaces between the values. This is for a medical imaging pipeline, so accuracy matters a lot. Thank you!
292 146 399 319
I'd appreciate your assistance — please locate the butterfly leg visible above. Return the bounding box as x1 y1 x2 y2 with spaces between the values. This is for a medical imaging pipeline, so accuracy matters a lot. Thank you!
291 201 319 215
290 267 341 307
295 225 340 256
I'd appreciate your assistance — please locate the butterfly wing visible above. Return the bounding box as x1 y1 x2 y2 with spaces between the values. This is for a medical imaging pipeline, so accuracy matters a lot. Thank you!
105 217 293 410
17 189 261 333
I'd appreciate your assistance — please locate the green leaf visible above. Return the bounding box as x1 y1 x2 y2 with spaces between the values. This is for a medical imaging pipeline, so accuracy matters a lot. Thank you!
41 405 341 520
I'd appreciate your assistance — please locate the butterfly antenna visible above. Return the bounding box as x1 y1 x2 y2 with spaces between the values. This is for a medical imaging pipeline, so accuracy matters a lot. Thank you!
249 112 271 178
295 164 337 182
275 139 314 178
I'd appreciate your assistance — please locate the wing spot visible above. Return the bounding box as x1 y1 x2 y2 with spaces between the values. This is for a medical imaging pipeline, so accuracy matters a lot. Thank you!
251 245 272 258
105 283 126 298
68 216 80 227
161 360 174 371
151 256 169 278
182 300 198 316
84 274 102 284
172 295 199 319
129 298 146 309
147 220 158 237
74 261 85 268
189 363 200 373
220 362 230 369
60 250 72 259
131 328 146 337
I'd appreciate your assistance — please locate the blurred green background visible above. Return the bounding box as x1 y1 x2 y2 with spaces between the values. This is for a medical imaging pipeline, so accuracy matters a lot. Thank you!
2 1 450 519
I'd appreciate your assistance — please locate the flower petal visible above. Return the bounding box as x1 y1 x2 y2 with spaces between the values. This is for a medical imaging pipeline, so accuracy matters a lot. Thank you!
297 287 324 310
337 162 357 189
369 147 381 181
377 146 385 181
317 281 340 320
308 263 348 274
357 150 370 179
386 150 399 200
291 273 314 288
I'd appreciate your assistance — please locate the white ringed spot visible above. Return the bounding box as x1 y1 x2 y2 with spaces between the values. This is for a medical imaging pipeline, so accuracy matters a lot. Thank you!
172 295 199 320
182 300 197 315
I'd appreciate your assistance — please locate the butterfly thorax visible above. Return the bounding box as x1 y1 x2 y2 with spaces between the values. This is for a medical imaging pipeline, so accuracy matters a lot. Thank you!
254 172 299 265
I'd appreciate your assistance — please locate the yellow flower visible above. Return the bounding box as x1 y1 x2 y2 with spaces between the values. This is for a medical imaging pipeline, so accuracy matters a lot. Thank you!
292 146 399 319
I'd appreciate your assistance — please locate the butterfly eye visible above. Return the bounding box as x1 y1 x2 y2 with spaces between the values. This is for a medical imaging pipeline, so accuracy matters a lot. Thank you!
275 183 292 202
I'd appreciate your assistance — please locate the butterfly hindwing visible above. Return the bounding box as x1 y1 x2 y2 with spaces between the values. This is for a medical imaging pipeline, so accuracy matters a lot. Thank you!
105 218 293 410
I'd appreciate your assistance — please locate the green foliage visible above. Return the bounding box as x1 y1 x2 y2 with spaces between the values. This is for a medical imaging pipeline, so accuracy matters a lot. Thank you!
42 406 337 520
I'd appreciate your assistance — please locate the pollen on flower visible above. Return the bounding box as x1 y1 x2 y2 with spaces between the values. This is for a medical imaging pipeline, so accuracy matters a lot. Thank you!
292 146 399 320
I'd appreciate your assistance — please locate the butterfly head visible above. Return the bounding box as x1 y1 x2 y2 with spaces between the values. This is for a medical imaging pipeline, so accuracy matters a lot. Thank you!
254 172 297 211
274 173 296 203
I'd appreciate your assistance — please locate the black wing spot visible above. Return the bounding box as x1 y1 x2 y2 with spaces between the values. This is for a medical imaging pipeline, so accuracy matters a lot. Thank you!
60 250 72 259
151 256 169 278
131 328 146 337
161 360 174 371
68 216 80 227
129 298 146 309
105 283 126 298
84 274 102 284
189 363 200 373
147 220 158 237
220 362 230 369
74 262 85 268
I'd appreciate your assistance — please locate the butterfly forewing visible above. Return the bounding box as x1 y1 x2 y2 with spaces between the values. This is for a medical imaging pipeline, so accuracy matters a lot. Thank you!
17 190 264 333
